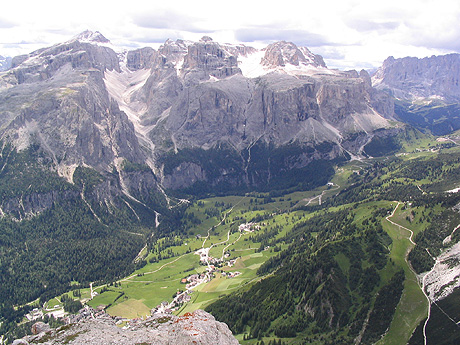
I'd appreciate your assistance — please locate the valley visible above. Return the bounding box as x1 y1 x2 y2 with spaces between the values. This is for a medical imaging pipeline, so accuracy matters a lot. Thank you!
18 133 460 344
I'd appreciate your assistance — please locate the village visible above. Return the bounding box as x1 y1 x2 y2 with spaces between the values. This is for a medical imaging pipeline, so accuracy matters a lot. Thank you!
151 222 259 314
23 222 257 331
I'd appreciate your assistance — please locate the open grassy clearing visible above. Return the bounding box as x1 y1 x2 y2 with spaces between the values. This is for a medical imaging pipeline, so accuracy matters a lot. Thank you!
106 299 152 319
87 291 122 309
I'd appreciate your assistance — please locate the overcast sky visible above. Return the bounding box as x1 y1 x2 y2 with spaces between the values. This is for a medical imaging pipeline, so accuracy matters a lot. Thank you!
1 0 459 70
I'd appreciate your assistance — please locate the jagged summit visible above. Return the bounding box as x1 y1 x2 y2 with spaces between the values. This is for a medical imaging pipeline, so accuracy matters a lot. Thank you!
200 36 214 42
261 41 326 69
238 41 330 78
151 37 330 79
159 38 193 57
72 30 110 44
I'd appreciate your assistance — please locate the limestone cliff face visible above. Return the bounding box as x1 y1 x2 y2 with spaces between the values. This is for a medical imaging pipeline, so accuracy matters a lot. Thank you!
150 66 392 153
0 35 139 170
0 31 398 197
126 47 156 71
110 36 396 191
1 189 79 219
137 39 394 149
181 37 242 82
162 162 207 190
372 54 460 101
0 31 166 217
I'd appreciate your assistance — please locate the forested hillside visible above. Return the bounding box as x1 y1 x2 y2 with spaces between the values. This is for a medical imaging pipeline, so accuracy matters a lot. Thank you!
204 136 460 344
207 207 403 344
0 143 173 340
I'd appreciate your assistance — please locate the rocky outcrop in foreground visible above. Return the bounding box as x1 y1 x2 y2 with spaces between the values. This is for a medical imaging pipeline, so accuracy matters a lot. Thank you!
14 310 239 345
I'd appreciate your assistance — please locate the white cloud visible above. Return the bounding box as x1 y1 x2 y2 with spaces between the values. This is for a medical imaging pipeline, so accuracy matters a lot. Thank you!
235 27 332 47
0 17 16 29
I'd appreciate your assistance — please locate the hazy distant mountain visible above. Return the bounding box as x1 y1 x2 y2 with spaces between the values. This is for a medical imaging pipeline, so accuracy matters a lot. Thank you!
372 54 460 102
372 54 460 135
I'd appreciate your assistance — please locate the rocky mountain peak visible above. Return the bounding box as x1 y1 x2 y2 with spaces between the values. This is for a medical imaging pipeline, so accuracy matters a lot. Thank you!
180 37 241 81
383 56 396 65
372 53 460 101
261 41 326 69
159 38 190 59
200 36 214 42
163 38 191 48
73 30 110 44
0 32 396 197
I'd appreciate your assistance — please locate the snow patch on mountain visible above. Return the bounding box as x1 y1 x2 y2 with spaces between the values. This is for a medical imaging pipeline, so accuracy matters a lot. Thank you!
0 55 11 71
104 68 152 138
104 67 161 173
238 50 266 78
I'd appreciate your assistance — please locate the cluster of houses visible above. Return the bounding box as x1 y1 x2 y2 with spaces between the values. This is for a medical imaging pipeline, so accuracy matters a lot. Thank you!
25 308 44 322
151 301 173 316
227 259 237 267
221 271 241 278
180 272 210 290
206 255 240 269
173 291 192 306
25 303 67 322
208 256 223 266
150 290 192 316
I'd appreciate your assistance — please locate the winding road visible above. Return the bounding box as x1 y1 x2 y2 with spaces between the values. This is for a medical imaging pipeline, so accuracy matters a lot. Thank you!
200 197 246 266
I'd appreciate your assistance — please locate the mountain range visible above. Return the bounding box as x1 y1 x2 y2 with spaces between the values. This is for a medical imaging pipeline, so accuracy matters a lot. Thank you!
0 30 399 207
4 31 458 199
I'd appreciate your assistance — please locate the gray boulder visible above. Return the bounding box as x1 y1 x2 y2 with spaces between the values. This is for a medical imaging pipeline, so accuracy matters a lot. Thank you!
31 321 50 335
